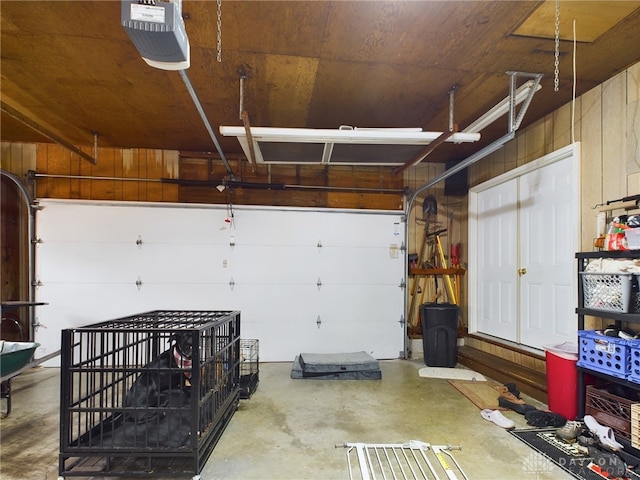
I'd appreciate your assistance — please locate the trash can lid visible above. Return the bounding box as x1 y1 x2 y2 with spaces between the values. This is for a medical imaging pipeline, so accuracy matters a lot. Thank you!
544 342 578 360
420 302 460 309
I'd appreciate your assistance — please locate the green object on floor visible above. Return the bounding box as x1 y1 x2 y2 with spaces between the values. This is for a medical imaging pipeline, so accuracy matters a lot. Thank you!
0 341 39 379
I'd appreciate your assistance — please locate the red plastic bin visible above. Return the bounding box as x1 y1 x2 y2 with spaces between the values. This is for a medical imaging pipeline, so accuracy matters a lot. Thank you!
545 343 579 420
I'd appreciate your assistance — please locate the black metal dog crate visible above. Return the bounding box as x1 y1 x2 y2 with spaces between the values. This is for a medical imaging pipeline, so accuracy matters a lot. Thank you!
59 310 240 478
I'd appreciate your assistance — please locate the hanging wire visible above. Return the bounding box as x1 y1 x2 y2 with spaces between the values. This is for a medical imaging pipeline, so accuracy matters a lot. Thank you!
554 0 560 92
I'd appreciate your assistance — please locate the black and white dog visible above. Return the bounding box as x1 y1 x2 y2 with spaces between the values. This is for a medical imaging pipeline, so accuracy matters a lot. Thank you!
124 332 194 424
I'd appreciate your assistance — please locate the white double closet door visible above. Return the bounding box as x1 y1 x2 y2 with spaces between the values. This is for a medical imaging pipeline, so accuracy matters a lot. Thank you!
469 144 580 350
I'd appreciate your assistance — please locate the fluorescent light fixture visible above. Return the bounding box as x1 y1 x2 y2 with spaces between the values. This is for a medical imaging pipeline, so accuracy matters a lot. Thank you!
221 127 479 144
462 80 542 133
219 126 481 166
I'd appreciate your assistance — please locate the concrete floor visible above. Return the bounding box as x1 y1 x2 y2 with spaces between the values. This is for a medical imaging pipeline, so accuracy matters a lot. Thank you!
0 360 572 480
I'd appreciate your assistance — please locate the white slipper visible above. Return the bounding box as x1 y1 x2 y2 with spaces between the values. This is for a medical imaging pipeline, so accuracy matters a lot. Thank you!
584 415 624 451
481 409 515 430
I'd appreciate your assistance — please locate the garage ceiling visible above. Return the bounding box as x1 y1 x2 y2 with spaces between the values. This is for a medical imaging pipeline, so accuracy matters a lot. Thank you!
1 1 639 167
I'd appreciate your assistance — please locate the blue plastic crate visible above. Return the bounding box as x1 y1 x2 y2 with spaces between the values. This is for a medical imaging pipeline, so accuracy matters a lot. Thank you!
627 344 640 383
577 330 631 379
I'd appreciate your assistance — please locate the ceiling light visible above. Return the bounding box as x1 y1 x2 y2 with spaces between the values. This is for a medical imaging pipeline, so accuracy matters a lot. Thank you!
219 126 480 166
462 80 542 133
221 127 479 144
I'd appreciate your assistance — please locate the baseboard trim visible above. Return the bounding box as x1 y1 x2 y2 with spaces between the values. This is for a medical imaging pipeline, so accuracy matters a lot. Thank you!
457 345 548 404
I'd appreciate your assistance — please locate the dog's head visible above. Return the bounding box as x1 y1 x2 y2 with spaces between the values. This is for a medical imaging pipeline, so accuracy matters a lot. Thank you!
171 332 193 358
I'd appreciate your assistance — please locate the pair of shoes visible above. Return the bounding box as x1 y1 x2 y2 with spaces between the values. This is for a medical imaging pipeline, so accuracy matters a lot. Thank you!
525 409 567 427
496 385 537 415
587 446 627 477
498 396 538 414
556 421 584 441
584 415 625 451
481 409 515 430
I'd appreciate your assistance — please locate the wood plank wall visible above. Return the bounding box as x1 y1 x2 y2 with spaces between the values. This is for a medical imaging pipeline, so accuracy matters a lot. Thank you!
0 145 403 211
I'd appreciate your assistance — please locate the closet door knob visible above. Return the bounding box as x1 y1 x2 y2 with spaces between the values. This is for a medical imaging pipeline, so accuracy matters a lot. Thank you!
518 268 527 276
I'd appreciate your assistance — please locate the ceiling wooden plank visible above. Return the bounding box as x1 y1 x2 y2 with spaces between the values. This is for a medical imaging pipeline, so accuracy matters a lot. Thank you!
263 54 319 127
1 96 96 165
514 0 640 42
1 0 638 168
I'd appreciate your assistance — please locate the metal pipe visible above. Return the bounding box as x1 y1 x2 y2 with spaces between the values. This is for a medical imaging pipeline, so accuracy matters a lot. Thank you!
406 131 515 211
179 69 235 178
286 183 405 194
163 177 406 194
31 172 162 182
30 171 406 194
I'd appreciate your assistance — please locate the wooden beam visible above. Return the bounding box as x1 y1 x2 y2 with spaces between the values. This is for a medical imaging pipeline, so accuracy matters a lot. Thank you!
0 99 96 165
393 125 458 176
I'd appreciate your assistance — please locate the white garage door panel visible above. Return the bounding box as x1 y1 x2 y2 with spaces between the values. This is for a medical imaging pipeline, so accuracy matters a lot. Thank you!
37 282 244 365
241 314 401 361
318 284 403 320
137 243 221 284
317 247 400 284
230 245 320 284
129 284 241 311
37 203 145 242
231 284 320 322
229 210 324 246
35 200 405 364
315 215 401 247
231 210 401 248
129 208 224 242
37 242 141 283
36 283 148 363
243 321 401 361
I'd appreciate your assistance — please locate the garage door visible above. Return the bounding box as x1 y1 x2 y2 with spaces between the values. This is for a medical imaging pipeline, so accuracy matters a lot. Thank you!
34 200 406 364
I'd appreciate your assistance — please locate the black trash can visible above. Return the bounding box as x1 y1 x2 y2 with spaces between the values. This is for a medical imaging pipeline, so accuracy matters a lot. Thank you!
420 302 459 367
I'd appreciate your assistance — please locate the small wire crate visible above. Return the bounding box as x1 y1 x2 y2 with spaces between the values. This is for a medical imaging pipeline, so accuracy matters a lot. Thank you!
239 339 259 399
59 310 240 478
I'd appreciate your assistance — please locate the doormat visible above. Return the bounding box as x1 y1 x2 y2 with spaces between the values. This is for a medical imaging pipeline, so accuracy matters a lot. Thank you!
448 380 506 411
509 427 640 480
418 366 486 381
